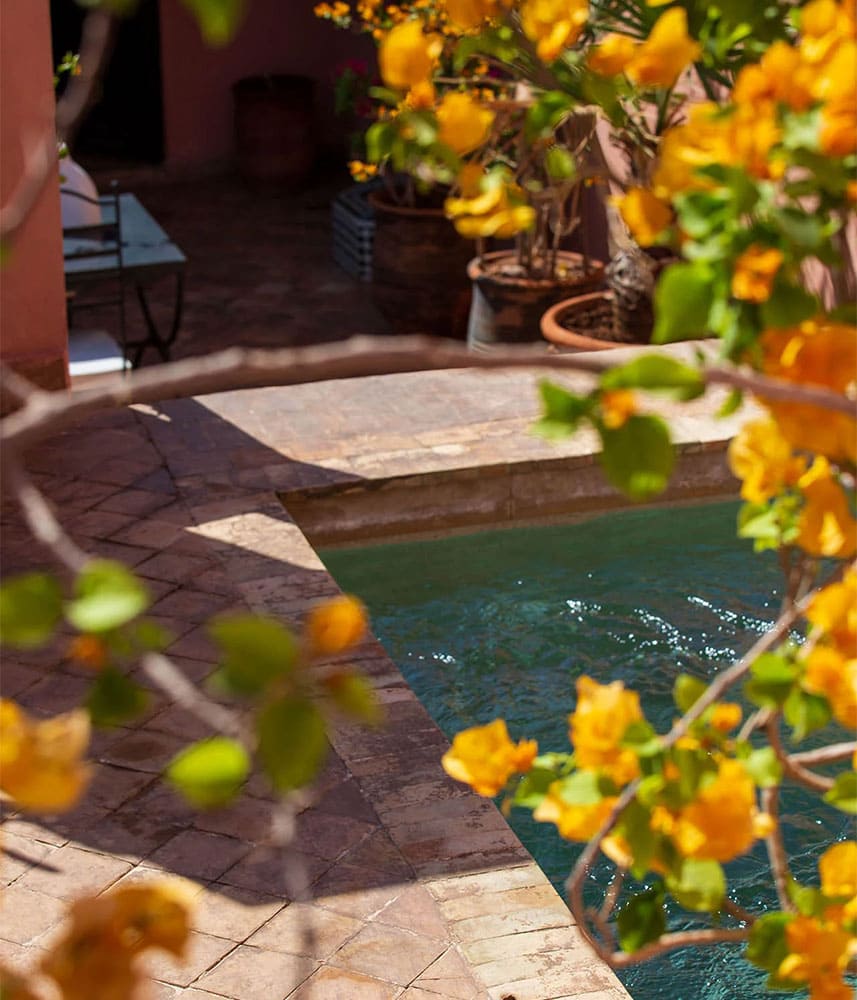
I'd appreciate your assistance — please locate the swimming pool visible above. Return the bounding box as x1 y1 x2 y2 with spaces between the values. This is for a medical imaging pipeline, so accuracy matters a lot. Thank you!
321 501 849 999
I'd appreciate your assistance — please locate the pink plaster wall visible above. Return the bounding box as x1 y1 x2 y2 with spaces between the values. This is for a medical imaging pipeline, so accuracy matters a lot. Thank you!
159 0 373 168
0 1 69 389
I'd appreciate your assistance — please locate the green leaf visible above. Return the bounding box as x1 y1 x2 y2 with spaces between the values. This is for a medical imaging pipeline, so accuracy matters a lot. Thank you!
666 857 726 912
525 91 574 140
823 771 857 814
743 747 783 789
257 697 328 791
365 121 395 163
737 503 781 547
513 766 558 808
746 652 799 712
0 573 63 648
717 388 743 418
781 107 822 152
86 667 149 727
619 799 658 879
165 737 250 808
533 380 594 439
746 912 793 972
617 885 667 953
544 146 577 181
783 688 831 742
554 769 605 806
209 615 298 696
760 280 819 329
621 720 661 758
601 355 705 402
179 0 245 46
66 561 149 634
674 191 732 240
598 414 674 501
652 262 716 343
327 672 382 726
787 879 825 917
673 674 709 713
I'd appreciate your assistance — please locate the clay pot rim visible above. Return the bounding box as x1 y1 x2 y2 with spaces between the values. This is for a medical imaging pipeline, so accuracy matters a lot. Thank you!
368 190 450 219
541 290 625 352
467 250 606 290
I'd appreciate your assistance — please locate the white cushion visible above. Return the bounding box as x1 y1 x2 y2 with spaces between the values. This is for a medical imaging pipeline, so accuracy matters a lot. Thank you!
68 329 129 376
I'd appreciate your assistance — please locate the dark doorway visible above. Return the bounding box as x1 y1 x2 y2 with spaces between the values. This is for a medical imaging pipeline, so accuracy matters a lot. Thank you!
50 0 165 166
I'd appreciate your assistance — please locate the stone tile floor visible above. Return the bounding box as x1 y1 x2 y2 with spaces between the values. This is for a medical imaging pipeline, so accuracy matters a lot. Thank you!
2 171 750 999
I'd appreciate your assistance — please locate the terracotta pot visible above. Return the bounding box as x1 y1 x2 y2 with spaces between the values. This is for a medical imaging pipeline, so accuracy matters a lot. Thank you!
466 250 605 351
233 75 316 188
540 291 632 352
369 192 473 339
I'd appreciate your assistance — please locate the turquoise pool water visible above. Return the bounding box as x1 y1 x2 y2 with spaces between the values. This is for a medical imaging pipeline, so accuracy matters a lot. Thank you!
321 501 849 999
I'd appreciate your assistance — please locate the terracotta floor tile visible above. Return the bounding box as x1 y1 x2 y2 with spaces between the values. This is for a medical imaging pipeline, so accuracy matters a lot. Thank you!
218 846 330 898
193 885 286 942
247 901 362 958
410 947 483 1000
289 966 398 1000
330 923 447 987
147 830 252 882
371 884 449 941
142 931 237 988
15 844 131 898
194 944 316 1000
0 885 68 945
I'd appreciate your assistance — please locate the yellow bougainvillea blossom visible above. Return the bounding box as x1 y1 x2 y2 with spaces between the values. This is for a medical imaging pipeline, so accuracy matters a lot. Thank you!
569 676 643 786
520 0 589 64
348 160 379 183
442 0 510 30
820 840 857 900
759 318 857 465
709 702 743 732
731 245 784 303
436 91 495 154
727 418 807 505
796 458 857 560
624 7 701 89
802 646 857 729
533 784 616 841
445 172 536 238
41 881 194 1000
807 571 857 657
305 594 368 656
601 390 637 430
0 700 91 813
442 718 537 796
666 759 774 862
777 914 856 1000
379 20 441 90
587 32 637 76
614 187 673 247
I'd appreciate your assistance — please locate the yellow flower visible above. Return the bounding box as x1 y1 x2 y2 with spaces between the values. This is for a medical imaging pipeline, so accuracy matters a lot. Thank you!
588 33 636 75
533 783 616 841
520 0 589 64
436 91 495 155
625 7 701 89
672 759 770 862
614 187 673 247
442 719 537 796
348 160 379 183
710 702 742 732
445 172 536 238
404 78 437 109
601 389 637 429
0 700 91 813
733 41 815 111
41 880 194 1000
796 458 857 560
727 418 807 505
777 914 855 1000
443 0 509 30
569 676 643 786
379 20 440 90
759 319 857 465
731 245 783 303
68 633 109 671
807 571 857 657
821 93 857 156
305 595 368 656
314 1 350 18
820 841 857 900
802 646 857 729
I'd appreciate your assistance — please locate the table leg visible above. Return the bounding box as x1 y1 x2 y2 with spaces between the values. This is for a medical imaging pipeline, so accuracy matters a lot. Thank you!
131 271 185 367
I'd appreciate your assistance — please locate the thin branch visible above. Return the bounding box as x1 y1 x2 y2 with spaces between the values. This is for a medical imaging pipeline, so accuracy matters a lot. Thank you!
791 741 857 767
1 457 89 575
721 899 757 925
737 707 770 743
766 715 835 793
0 363 44 410
762 785 795 913
609 927 750 967
140 652 249 743
3 336 855 454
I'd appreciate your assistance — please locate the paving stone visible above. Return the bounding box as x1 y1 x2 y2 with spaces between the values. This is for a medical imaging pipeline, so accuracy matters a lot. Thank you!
473 950 619 991
438 884 562 923
85 763 158 810
289 966 398 1000
142 931 237 988
330 923 447 986
461 926 592 966
95 489 176 518
410 947 483 1000
195 944 316 1000
147 830 252 882
99 729 188 774
193 886 285 942
427 864 545 902
291 810 376 862
192 796 275 842
311 866 405 921
372 884 449 941
247 901 362 958
218 846 330 897
0 885 68 944
15 844 131 898
451 906 575 945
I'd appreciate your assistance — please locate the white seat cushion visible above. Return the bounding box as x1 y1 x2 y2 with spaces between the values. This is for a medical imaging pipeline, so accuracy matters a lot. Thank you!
68 329 129 376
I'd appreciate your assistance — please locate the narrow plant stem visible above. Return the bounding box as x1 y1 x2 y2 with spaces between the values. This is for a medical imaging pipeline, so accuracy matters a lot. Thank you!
766 715 835 793
609 927 750 967
762 785 796 912
737 707 771 743
721 899 757 925
791 741 857 767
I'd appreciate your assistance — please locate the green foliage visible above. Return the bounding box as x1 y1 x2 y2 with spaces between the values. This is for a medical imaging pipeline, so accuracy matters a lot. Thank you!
86 667 149 727
327 671 382 725
759 280 819 329
746 912 793 974
823 772 857 814
66 561 150 634
256 697 328 791
166 737 251 808
673 673 709 713
617 884 667 953
525 92 575 141
179 0 245 46
666 858 726 913
598 415 674 501
740 747 783 789
745 652 799 709
512 762 560 809
209 615 298 696
783 688 832 742
601 355 705 401
652 263 716 344
0 573 63 648
534 380 594 439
